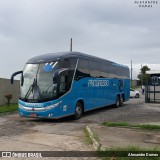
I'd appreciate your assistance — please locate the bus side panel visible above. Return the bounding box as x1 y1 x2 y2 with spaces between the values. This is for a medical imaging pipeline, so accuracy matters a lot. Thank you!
123 79 130 101
72 78 116 111
58 93 74 117
72 79 91 110
69 77 130 115
109 78 118 104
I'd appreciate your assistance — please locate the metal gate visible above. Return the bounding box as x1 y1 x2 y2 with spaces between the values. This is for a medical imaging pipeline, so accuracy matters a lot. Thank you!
145 77 160 103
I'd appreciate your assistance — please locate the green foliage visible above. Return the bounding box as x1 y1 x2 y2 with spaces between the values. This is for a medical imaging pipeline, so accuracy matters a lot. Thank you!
141 65 150 74
100 122 160 160
138 124 160 130
83 128 93 145
0 104 18 114
102 122 129 127
137 74 150 85
137 65 150 85
102 122 160 131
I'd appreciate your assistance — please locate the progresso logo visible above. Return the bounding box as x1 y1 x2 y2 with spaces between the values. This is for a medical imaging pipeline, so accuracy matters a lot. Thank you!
88 80 109 87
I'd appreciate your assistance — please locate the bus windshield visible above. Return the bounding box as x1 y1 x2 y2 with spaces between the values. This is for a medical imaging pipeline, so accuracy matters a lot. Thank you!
20 58 77 102
20 62 61 102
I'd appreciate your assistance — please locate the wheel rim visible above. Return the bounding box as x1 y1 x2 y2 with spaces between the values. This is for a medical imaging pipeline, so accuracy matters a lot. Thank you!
116 97 120 107
75 104 82 118
120 97 124 106
76 106 81 116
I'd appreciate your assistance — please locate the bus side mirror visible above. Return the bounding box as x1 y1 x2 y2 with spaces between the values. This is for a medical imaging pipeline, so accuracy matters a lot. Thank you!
11 71 23 85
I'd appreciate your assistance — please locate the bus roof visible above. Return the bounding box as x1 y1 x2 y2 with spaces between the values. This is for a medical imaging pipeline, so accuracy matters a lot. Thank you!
27 51 128 69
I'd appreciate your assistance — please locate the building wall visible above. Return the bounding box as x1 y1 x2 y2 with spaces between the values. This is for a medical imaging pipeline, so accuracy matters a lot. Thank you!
0 78 19 105
131 80 140 87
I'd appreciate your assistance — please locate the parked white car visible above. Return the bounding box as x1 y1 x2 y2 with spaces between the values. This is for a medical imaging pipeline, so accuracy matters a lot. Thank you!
130 88 140 98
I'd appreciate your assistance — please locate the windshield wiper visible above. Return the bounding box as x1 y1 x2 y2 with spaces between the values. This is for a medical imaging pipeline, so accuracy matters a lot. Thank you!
24 79 35 100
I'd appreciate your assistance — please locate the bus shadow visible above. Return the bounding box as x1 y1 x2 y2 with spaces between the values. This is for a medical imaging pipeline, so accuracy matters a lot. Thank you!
81 103 128 119
82 104 115 117
24 103 128 124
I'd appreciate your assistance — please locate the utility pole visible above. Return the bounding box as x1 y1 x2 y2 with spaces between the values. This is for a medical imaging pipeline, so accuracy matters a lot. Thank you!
131 60 132 88
141 64 143 85
70 38 72 52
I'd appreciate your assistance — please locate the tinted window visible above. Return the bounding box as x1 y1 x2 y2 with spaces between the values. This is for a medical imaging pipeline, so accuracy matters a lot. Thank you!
76 58 90 80
100 63 107 78
62 58 77 70
108 64 117 78
90 61 99 77
58 57 77 95
106 63 129 78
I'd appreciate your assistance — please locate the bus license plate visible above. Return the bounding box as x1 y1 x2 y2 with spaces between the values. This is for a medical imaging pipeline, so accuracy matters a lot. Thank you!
30 113 37 117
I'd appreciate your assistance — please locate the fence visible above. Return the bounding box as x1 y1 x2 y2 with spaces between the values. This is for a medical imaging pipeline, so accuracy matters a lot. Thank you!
145 77 160 103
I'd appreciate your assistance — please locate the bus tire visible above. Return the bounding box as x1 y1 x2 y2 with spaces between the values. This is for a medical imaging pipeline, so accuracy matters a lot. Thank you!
115 96 120 108
74 102 83 120
120 95 124 107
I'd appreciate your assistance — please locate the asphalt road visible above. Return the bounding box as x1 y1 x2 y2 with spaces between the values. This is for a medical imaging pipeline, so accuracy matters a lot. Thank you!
0 95 159 159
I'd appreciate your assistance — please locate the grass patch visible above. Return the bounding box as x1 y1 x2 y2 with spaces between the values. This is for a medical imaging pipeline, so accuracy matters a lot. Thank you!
101 122 160 159
138 124 160 130
92 131 100 143
102 122 160 131
83 128 93 145
0 104 18 114
102 122 129 127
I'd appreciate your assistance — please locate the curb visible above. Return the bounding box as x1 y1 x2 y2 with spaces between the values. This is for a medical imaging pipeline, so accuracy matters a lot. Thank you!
86 126 107 151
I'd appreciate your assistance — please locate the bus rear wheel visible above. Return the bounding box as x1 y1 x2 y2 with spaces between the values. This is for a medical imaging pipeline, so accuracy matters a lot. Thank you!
115 96 120 108
74 102 83 120
120 95 124 107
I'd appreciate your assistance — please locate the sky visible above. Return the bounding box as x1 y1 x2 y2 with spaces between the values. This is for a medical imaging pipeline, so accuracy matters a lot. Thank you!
0 0 160 79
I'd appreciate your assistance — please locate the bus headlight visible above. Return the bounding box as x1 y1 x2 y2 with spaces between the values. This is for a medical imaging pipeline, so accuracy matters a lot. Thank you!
19 104 24 109
44 101 60 110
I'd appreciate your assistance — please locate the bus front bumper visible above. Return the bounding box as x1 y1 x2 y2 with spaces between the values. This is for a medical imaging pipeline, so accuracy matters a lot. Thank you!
18 100 61 119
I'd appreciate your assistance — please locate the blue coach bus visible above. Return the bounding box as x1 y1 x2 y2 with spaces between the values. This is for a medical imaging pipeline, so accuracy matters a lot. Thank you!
11 52 130 119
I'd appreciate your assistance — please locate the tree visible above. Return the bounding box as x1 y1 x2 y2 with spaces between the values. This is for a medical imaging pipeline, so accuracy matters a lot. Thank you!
4 94 13 106
137 65 150 85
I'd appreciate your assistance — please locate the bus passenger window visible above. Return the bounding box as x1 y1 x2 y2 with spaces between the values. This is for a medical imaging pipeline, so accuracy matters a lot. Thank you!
61 58 77 91
76 58 90 80
100 63 107 78
90 61 99 78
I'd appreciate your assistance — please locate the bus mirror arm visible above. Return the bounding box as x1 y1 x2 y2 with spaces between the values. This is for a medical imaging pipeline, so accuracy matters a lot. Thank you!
53 68 69 84
11 71 23 84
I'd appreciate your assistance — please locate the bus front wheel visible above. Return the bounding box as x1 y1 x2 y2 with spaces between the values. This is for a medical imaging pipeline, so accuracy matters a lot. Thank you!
115 96 120 108
74 102 83 119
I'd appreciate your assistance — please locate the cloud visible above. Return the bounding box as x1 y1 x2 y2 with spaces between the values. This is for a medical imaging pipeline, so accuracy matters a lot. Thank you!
0 0 160 79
